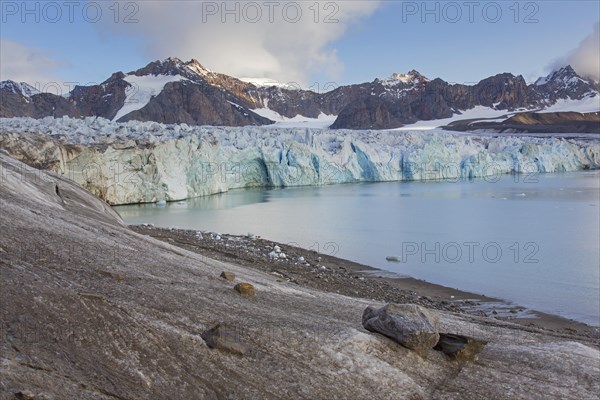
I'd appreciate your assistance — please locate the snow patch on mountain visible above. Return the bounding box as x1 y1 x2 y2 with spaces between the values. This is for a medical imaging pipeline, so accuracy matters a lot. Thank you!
252 108 336 128
537 94 600 113
395 106 517 130
112 74 188 122
239 77 291 89
380 70 429 88
184 60 212 77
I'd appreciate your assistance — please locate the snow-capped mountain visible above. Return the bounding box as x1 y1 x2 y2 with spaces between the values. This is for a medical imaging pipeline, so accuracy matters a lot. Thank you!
530 65 599 107
381 70 430 87
1 58 598 130
0 80 40 97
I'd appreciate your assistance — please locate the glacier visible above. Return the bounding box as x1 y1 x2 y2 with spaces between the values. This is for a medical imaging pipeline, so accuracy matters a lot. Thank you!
1 116 599 205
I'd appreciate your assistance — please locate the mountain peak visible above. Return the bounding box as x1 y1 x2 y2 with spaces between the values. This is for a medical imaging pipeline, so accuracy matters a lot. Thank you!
560 65 576 74
388 70 429 84
535 65 580 86
130 58 212 80
185 58 212 77
0 80 40 97
376 70 429 89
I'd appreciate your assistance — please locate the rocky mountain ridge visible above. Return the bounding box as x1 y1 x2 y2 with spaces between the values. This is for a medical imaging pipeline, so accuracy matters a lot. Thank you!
1 58 598 130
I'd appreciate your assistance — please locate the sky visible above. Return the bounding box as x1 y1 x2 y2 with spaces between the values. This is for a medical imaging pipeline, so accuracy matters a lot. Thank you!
1 0 599 93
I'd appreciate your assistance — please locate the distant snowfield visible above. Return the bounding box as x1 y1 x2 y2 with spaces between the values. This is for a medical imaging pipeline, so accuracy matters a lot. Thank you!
394 106 516 131
252 108 337 129
395 96 600 131
537 94 600 114
239 77 291 89
112 75 188 122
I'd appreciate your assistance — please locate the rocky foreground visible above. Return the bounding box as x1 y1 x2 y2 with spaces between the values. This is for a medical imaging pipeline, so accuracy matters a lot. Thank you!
1 152 599 399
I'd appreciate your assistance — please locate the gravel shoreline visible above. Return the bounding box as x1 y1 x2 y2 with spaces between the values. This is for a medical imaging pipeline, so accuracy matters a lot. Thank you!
131 225 600 343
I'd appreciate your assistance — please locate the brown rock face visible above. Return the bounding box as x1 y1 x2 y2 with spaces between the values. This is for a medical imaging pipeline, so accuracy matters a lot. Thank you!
0 91 81 119
119 81 273 126
331 74 532 129
507 111 600 125
69 74 130 121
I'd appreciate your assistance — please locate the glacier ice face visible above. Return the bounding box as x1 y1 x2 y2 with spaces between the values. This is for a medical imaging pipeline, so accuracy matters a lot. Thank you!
1 117 599 205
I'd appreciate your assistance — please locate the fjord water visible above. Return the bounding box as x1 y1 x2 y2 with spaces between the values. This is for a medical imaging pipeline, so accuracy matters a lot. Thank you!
115 171 600 325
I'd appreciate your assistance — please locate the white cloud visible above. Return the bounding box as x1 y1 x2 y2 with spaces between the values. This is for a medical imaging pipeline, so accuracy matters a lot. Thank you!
101 1 381 85
0 39 64 86
551 22 600 82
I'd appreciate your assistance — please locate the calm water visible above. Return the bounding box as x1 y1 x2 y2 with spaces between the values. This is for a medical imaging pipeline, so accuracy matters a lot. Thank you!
115 172 600 325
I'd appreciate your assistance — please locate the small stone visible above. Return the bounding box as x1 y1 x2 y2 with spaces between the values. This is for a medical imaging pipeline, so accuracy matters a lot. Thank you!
201 324 249 355
14 391 35 400
96 269 126 281
234 282 255 297
220 271 236 281
434 333 487 362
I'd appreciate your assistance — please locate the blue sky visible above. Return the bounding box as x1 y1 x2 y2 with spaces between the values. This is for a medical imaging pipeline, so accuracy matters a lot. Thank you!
1 1 599 89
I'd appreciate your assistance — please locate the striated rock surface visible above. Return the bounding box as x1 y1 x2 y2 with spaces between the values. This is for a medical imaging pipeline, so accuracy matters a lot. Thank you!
0 153 599 399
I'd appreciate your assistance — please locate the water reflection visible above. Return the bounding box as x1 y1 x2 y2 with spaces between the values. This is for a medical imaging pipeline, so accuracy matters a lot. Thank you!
114 171 600 325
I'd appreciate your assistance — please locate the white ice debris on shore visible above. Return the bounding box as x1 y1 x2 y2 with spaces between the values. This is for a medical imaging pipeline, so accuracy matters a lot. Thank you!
1 116 599 205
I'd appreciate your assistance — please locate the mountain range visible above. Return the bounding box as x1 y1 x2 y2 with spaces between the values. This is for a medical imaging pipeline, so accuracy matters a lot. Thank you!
1 57 599 130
